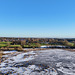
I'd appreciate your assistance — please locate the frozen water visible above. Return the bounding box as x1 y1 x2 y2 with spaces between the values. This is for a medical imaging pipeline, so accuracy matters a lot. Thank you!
0 49 75 75
3 50 17 54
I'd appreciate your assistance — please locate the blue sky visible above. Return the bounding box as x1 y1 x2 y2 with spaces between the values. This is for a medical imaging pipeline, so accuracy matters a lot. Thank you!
0 0 75 38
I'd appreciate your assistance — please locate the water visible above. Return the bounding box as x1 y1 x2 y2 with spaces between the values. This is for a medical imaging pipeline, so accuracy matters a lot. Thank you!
0 49 75 75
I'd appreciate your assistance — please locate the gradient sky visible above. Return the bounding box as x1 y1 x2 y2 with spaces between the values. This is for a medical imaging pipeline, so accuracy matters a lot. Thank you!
0 0 75 38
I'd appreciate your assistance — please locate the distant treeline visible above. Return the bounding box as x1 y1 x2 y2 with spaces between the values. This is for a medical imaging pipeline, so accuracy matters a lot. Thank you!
0 37 75 49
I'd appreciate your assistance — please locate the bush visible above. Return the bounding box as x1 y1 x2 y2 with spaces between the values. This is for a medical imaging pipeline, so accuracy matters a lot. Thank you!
15 46 23 51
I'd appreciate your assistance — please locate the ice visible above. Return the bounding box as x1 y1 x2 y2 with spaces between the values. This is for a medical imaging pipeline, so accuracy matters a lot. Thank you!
0 51 37 74
3 50 17 54
0 49 75 75
40 45 47 48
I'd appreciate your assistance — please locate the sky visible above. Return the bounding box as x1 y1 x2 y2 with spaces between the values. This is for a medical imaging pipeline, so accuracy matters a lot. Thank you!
0 0 75 38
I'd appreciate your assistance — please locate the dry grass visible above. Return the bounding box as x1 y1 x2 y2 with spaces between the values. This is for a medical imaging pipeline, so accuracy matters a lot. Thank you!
24 48 75 52
0 52 5 63
0 52 4 57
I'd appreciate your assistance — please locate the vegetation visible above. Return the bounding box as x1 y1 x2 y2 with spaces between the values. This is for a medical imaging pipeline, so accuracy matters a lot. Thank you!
0 37 75 50
0 44 7 48
10 45 21 48
0 42 12 44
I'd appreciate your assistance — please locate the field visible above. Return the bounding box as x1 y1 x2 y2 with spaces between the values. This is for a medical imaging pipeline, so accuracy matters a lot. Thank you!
68 42 74 46
0 42 21 48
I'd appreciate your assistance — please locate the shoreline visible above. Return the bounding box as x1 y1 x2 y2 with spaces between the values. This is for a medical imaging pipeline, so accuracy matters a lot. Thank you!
0 47 75 52
24 48 75 52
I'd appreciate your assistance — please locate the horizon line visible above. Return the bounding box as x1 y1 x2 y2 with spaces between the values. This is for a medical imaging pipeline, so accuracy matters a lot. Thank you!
0 36 75 39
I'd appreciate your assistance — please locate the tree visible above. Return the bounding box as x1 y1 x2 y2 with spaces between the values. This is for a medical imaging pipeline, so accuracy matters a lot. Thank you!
63 40 69 46
73 43 75 47
7 42 10 48
36 43 41 48
21 40 26 47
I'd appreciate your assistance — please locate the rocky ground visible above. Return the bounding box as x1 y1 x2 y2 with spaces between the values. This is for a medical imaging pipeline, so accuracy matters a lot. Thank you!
0 49 75 75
